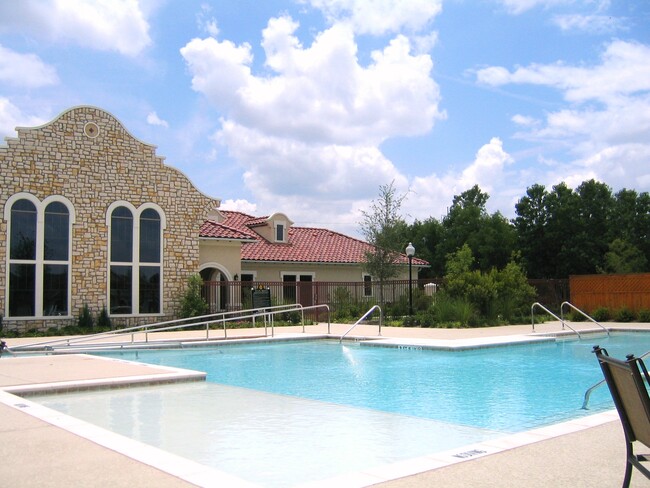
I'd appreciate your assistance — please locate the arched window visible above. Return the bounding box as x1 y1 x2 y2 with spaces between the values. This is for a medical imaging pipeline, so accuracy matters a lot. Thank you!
109 206 134 314
6 195 73 317
43 202 70 316
138 208 161 313
9 199 37 316
108 204 164 315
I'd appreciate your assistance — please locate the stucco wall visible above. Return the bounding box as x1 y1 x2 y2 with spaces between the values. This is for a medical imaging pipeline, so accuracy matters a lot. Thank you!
200 240 242 279
242 262 411 281
0 106 219 331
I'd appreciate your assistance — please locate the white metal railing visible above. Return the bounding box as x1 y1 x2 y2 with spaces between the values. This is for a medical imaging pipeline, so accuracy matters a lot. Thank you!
9 303 331 352
560 301 609 336
339 305 382 343
531 302 582 339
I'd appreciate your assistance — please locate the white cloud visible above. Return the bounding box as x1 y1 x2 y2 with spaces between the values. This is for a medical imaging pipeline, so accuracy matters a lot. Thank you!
460 138 514 192
476 39 650 200
304 0 442 35
197 3 219 36
0 45 58 88
497 0 573 15
219 199 258 215
0 0 151 56
181 14 445 233
182 18 443 146
146 111 169 128
512 114 539 127
477 40 650 104
553 14 626 33
405 138 517 221
0 98 47 140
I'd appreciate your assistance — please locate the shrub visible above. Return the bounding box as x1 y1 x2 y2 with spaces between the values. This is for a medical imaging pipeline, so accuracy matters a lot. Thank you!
637 309 650 322
97 306 112 330
433 293 476 327
614 307 636 323
179 274 209 318
78 304 94 331
567 311 586 322
591 307 611 322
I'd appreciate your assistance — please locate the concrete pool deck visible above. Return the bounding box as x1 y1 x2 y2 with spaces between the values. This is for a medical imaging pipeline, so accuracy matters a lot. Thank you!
1 321 650 487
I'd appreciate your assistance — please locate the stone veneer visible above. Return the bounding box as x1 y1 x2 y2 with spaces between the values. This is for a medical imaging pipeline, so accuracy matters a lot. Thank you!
0 106 219 332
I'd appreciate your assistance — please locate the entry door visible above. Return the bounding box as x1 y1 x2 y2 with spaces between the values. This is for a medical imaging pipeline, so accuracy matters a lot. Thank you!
298 275 313 307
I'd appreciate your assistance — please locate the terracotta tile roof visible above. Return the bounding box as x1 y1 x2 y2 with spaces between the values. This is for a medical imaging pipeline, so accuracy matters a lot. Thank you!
199 220 258 241
201 210 429 266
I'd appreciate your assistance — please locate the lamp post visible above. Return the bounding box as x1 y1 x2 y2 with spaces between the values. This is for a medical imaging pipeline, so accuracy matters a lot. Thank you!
405 242 415 316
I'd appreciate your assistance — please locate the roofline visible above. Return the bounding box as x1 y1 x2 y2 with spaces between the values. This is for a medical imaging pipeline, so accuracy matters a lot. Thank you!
241 259 429 267
199 237 257 243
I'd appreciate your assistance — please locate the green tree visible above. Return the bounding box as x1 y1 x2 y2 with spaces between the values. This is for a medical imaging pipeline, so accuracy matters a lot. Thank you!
443 244 535 324
408 217 444 277
513 183 551 278
179 274 209 318
360 181 408 306
610 189 650 267
600 239 648 274
440 185 515 272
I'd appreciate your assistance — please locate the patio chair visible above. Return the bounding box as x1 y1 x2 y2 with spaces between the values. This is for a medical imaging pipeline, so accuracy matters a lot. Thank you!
593 346 650 488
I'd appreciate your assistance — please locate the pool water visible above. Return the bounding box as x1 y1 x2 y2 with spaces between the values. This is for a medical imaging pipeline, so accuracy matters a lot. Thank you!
98 334 630 431
31 333 650 487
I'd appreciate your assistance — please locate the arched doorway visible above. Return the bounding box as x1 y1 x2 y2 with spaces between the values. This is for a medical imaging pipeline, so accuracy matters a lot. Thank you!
199 266 231 313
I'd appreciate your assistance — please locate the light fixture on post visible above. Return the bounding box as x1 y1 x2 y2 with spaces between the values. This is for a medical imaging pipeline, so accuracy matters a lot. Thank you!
405 242 415 316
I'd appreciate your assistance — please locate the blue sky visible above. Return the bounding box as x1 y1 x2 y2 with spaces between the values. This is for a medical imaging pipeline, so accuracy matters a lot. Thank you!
1 0 649 237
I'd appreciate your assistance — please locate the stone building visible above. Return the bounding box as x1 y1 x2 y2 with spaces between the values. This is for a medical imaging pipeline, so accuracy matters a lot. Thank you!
0 106 219 332
1 106 427 332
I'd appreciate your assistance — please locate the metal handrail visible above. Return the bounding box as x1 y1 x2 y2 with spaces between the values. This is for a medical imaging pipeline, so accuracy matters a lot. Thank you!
582 349 650 409
339 305 382 343
9 303 331 352
560 301 609 336
531 302 582 339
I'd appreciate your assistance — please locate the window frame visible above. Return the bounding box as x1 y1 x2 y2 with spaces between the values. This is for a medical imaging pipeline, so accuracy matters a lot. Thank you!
362 273 374 297
4 193 75 318
106 202 166 317
275 221 286 243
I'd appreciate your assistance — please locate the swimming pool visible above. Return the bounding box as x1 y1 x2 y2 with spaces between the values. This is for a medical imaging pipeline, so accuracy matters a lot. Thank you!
31 332 650 487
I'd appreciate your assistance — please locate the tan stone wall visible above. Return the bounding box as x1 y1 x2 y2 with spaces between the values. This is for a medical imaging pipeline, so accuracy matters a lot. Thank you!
0 106 219 332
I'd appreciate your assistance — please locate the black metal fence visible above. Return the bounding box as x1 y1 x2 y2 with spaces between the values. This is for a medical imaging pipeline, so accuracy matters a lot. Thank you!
203 279 436 317
202 278 569 319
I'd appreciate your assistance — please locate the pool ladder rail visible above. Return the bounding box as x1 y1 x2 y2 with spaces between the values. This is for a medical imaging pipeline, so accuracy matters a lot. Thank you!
339 305 382 343
531 301 610 339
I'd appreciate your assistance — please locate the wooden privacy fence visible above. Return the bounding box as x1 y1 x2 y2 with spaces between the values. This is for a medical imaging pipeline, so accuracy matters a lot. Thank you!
570 273 650 313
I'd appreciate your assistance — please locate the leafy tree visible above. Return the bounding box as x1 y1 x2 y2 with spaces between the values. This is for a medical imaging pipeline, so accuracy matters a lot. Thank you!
610 189 650 267
360 181 408 305
572 179 613 273
444 244 497 319
443 244 535 323
600 239 648 274
494 257 537 321
513 183 550 278
514 180 612 278
408 217 444 277
179 274 209 318
440 185 515 272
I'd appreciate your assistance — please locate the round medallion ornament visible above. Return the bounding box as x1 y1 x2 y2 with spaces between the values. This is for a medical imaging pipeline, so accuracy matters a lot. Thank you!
84 122 99 138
